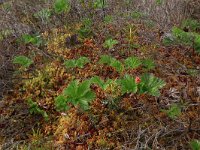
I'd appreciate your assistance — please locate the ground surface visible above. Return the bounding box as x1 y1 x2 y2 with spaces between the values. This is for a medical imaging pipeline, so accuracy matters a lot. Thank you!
0 1 200 150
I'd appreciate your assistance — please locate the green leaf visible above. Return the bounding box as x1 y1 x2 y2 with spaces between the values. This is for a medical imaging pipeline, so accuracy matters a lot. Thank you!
82 18 92 27
63 80 78 97
22 34 33 44
77 80 91 97
139 74 165 96
64 57 90 69
120 74 137 94
103 38 118 49
125 56 141 69
142 58 155 70
110 59 124 73
55 95 69 111
90 76 105 89
28 99 49 120
98 55 112 65
13 56 33 68
64 59 76 68
190 139 200 150
54 0 70 14
161 104 182 119
78 90 96 110
21 34 43 46
90 76 116 90
34 8 51 22
172 27 194 46
60 80 96 111
76 57 90 68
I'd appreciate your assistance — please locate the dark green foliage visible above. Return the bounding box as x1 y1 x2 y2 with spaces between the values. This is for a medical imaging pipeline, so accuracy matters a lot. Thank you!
163 27 200 53
64 59 76 69
138 73 166 96
55 80 96 111
76 57 90 68
119 74 137 94
156 0 164 5
110 59 124 73
172 27 194 46
55 95 69 111
125 56 141 69
142 58 156 70
98 55 113 64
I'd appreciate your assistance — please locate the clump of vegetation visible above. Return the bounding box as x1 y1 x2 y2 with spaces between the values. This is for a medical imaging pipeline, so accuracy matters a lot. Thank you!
190 139 200 150
103 38 119 49
54 0 70 14
13 55 33 68
21 34 43 46
124 56 141 69
163 25 200 53
28 99 49 121
162 104 182 119
1 0 199 149
64 57 90 69
99 55 124 73
55 80 96 111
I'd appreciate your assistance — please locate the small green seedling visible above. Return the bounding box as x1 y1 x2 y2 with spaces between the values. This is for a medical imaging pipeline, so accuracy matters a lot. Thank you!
103 38 118 49
162 104 181 119
34 8 51 23
28 99 49 121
